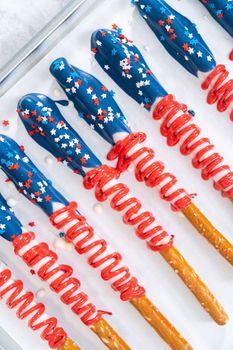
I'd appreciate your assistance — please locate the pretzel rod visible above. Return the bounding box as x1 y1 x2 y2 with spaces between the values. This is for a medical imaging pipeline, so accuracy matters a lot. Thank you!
0 138 194 349
46 58 233 266
15 99 227 325
87 27 233 200
108 135 233 264
182 203 233 265
0 194 129 350
0 260 81 350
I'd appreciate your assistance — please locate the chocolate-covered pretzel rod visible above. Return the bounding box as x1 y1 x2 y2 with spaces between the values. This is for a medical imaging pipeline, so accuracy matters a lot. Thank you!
0 259 81 350
16 96 227 326
133 0 233 120
0 193 131 350
198 1 233 38
0 136 193 349
90 27 233 203
49 57 233 267
198 0 233 60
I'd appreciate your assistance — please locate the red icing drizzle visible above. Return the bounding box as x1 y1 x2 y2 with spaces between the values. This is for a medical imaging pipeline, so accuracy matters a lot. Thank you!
202 64 233 121
153 94 233 197
107 132 192 211
50 202 145 301
13 232 108 325
0 268 67 348
84 165 174 251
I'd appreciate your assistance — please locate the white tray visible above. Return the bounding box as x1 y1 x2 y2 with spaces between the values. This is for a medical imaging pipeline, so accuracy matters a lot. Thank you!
0 0 232 349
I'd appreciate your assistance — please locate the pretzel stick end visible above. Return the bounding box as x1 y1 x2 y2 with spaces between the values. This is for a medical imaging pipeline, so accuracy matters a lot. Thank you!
161 246 228 325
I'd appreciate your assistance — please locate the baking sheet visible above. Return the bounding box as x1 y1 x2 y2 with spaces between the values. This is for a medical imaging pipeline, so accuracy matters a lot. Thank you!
0 0 232 349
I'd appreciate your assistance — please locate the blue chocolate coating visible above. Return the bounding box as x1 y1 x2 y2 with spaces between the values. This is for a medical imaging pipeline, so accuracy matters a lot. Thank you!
199 0 233 37
91 28 167 110
18 93 102 176
50 57 131 145
134 0 217 76
0 135 68 216
0 194 23 241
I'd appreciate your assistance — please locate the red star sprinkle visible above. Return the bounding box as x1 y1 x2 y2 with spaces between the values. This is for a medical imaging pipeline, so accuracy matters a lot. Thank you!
31 110 37 116
8 163 19 170
112 24 118 30
170 34 177 40
20 145 25 151
28 221 35 227
45 195 52 202
36 116 43 122
80 157 86 165
182 43 189 51
2 120 9 127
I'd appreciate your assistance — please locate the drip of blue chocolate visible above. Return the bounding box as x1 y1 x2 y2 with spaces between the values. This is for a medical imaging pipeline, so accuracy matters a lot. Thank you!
133 0 217 76
0 193 22 241
50 58 131 144
199 0 233 37
17 93 102 175
0 135 68 216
